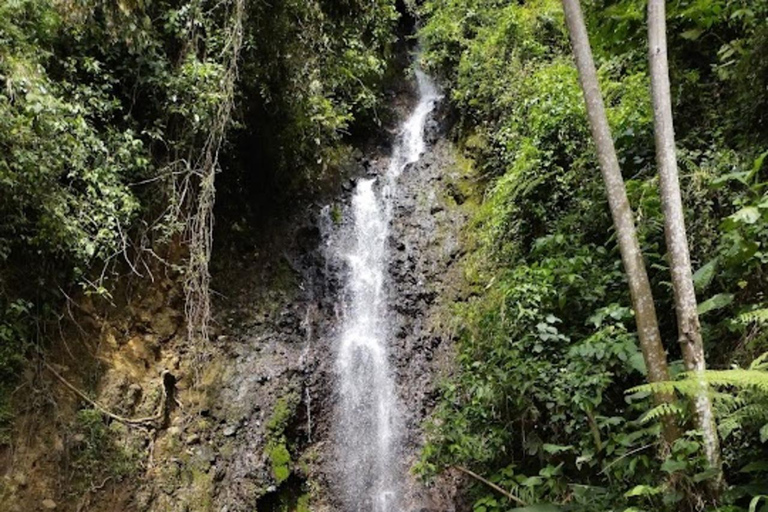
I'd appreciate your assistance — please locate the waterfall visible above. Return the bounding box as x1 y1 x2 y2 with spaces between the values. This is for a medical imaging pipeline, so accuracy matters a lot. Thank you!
335 69 441 512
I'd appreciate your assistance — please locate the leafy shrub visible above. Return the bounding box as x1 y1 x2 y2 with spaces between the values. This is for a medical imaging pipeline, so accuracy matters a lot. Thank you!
417 0 768 509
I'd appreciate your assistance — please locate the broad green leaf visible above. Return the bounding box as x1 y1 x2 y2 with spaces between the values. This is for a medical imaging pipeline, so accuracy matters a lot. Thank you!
698 293 734 315
625 484 662 497
542 443 573 454
729 206 761 225
693 259 717 292
748 150 768 182
710 171 751 188
693 468 721 482
661 459 688 473
628 351 647 375
741 461 768 473
520 476 544 487
680 28 703 40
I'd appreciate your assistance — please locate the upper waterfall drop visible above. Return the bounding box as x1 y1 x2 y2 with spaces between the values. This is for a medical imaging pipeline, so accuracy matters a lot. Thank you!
334 67 441 512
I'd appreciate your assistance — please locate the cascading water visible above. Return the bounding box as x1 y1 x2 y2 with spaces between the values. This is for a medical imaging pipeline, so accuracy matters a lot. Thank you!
335 68 441 512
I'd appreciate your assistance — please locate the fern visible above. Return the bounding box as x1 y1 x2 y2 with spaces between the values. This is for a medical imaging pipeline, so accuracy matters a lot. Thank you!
735 306 768 351
736 308 768 326
704 369 768 391
639 402 685 424
629 353 768 440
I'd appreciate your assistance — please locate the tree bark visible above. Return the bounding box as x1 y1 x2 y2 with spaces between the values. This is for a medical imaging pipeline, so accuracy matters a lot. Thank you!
647 0 723 480
561 0 679 445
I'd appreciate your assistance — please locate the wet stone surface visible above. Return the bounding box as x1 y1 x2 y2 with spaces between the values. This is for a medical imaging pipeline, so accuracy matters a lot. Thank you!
131 83 470 512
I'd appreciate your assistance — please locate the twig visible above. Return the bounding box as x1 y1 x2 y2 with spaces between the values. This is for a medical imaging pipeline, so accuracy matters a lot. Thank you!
92 476 113 492
454 465 528 507
43 362 161 427
600 442 657 475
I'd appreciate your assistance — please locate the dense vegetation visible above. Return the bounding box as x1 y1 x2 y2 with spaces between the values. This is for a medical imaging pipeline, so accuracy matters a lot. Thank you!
3 0 768 510
0 0 400 440
416 0 768 510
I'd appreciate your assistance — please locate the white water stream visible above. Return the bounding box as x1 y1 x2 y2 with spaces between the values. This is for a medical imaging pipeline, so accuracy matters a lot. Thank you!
336 70 441 512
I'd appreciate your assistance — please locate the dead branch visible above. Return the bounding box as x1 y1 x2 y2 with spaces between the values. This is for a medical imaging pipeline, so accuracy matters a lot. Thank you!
454 465 528 507
44 361 163 427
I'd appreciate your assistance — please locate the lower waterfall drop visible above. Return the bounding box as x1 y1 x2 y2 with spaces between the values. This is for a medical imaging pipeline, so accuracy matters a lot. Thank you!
335 69 441 512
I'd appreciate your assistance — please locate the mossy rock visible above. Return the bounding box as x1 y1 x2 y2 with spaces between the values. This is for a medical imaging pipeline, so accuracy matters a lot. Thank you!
266 441 291 484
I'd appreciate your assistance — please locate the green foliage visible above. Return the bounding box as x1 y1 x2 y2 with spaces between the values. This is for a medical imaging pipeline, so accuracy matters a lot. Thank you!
264 392 300 485
266 392 301 435
267 440 292 484
65 409 139 494
235 0 399 182
418 0 768 509
632 353 768 442
0 299 31 443
0 0 399 442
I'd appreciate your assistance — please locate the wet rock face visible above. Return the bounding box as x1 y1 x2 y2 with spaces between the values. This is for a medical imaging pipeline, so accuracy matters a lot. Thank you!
386 132 469 512
133 95 467 512
0 76 468 512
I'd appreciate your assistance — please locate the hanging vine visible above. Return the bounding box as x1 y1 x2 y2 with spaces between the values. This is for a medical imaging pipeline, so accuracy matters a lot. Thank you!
173 0 245 352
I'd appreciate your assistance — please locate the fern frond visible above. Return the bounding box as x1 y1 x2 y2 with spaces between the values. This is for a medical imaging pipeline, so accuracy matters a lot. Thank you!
629 355 768 437
750 352 768 371
628 381 677 396
638 402 685 424
701 369 768 393
728 404 768 424
629 378 707 398
716 394 748 413
736 308 768 326
721 405 768 440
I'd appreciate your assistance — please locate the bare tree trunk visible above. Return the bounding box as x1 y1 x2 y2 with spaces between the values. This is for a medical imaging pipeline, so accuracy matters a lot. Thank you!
561 0 679 445
647 0 723 481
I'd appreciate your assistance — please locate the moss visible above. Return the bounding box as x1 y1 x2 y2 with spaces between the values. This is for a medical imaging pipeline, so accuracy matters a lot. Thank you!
266 441 291 484
195 417 213 431
220 440 235 458
270 259 299 293
330 204 343 224
261 391 302 486
296 493 311 512
265 392 300 435
0 386 13 446
190 468 214 511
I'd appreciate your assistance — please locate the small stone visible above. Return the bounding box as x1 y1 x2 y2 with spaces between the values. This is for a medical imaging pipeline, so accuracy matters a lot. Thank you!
223 425 237 437
186 434 200 445
42 499 57 510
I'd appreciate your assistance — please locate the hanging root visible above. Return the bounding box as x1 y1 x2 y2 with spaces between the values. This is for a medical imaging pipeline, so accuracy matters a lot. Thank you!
182 0 245 360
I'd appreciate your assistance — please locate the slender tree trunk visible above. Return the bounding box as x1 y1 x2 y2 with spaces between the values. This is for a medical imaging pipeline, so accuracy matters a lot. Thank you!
561 0 679 445
647 0 723 481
